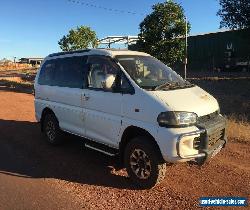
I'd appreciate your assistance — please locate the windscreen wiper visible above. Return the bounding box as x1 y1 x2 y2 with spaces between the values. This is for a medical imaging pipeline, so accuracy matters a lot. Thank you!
154 81 195 91
182 81 195 88
154 82 172 90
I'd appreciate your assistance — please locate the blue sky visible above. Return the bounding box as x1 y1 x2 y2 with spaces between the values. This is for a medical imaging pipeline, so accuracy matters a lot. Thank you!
0 0 221 59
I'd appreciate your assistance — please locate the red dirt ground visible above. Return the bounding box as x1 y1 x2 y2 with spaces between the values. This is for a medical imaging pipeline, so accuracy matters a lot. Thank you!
0 90 249 209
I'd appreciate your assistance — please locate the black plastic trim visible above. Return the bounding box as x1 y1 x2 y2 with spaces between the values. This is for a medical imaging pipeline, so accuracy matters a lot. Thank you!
48 49 91 57
194 115 227 164
85 139 119 155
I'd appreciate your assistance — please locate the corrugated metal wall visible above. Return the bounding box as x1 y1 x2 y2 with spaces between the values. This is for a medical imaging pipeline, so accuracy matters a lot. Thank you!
187 28 250 71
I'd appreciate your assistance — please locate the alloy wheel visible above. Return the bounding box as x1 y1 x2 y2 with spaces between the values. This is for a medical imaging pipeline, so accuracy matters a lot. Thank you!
129 149 151 179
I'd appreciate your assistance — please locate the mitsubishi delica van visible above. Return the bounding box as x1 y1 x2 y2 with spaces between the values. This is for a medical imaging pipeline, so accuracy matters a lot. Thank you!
34 49 227 188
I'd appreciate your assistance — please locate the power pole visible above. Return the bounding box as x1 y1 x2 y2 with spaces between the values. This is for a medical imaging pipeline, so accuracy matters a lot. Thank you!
14 56 17 68
184 17 188 79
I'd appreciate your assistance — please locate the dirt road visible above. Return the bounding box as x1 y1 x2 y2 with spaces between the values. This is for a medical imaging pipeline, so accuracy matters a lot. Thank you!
0 90 249 210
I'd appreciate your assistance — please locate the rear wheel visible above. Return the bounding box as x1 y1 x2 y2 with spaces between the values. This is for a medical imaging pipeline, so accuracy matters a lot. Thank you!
43 113 63 145
124 136 166 189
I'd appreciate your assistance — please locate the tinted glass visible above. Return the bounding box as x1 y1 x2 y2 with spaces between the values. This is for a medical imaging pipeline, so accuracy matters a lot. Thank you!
38 61 56 85
38 56 87 88
54 56 86 88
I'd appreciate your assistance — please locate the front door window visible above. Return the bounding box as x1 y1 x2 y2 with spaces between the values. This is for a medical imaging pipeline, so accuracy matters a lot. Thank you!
87 56 119 91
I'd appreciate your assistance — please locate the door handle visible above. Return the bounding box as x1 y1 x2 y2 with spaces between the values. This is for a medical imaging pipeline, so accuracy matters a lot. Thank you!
82 94 90 101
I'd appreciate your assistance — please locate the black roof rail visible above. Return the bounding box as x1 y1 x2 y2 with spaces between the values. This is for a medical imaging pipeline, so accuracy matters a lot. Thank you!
48 49 91 57
96 48 129 51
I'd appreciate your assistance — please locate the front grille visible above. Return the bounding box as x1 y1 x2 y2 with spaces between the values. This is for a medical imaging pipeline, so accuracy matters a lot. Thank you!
193 128 225 150
208 129 224 148
193 136 202 150
194 112 226 151
197 111 219 124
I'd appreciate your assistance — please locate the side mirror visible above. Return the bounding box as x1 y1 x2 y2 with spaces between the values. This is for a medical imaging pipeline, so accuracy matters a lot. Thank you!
86 63 91 71
112 74 121 93
112 72 135 94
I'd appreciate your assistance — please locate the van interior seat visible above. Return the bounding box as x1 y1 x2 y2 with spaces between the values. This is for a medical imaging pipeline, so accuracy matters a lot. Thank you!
104 74 116 90
91 69 105 88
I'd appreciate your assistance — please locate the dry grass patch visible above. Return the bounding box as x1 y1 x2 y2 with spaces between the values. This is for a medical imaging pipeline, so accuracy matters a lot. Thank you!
227 116 250 143
0 79 33 89
0 64 32 71
0 77 24 83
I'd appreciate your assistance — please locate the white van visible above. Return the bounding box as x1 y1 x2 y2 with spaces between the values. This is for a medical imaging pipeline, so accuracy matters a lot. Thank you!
34 49 227 188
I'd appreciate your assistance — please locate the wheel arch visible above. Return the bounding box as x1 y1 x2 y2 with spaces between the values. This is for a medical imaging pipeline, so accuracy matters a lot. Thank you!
119 125 164 162
40 107 57 132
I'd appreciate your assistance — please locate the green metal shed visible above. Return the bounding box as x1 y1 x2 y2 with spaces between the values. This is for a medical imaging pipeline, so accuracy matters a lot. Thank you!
187 28 250 71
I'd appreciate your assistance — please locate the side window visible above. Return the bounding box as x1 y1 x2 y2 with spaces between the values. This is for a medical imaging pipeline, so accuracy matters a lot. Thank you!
87 56 119 91
38 60 56 85
54 56 87 88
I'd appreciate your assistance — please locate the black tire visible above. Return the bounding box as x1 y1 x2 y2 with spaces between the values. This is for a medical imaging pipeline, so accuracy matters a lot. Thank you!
43 113 63 145
124 136 166 189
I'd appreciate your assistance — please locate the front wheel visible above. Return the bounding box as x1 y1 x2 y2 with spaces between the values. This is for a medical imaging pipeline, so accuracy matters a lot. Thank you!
124 137 167 189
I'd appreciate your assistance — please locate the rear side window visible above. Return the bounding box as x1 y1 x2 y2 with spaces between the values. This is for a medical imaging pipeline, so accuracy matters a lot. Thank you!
38 61 56 85
54 56 87 88
38 56 87 88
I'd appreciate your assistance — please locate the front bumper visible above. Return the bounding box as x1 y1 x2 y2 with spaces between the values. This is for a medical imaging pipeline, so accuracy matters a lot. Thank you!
176 114 227 162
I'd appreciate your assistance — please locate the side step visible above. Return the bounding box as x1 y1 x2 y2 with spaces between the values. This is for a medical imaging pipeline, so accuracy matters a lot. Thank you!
85 140 119 156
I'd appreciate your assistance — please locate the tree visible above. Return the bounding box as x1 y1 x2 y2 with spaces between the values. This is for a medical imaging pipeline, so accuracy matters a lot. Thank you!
137 0 190 66
217 0 250 29
58 26 98 51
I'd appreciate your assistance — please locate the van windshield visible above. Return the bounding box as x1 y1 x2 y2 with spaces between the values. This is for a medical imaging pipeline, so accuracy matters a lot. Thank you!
116 55 194 90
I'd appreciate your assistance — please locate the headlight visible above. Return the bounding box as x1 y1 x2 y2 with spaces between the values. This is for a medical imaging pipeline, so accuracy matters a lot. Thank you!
157 111 198 127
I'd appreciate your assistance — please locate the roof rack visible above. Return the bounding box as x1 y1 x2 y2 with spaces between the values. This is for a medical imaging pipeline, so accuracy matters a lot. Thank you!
98 36 139 48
